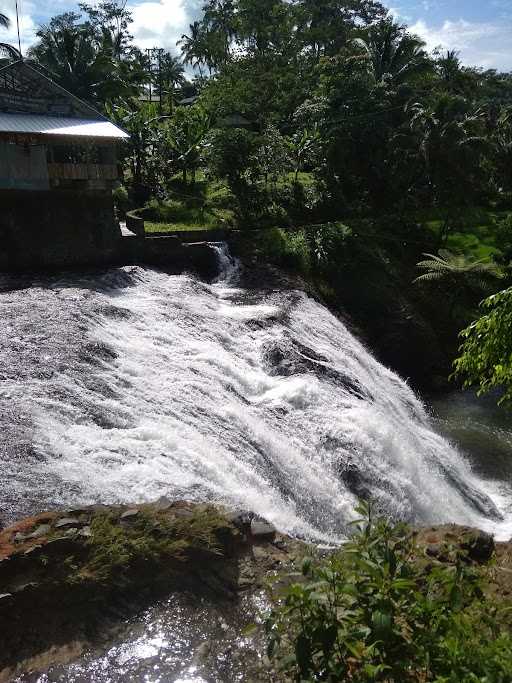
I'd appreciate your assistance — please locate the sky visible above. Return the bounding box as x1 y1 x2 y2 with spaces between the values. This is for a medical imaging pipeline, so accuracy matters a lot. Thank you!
1 0 511 72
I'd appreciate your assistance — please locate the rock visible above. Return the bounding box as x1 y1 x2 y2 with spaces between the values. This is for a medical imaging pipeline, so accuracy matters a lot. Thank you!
120 509 140 521
28 524 51 539
154 497 173 512
79 526 92 538
67 508 92 517
415 525 495 565
193 641 211 665
13 582 38 594
13 532 28 543
0 593 12 601
24 545 43 556
460 529 495 563
172 508 194 519
55 517 81 529
226 510 254 531
250 517 276 542
43 536 80 556
252 546 271 562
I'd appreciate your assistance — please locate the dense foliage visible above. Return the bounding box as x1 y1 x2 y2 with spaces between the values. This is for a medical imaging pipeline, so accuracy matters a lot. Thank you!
8 0 511 395
454 288 512 406
266 502 512 682
20 0 512 213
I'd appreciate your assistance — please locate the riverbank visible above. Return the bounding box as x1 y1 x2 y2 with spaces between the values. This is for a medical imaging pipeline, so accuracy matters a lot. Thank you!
1 501 512 681
0 500 308 681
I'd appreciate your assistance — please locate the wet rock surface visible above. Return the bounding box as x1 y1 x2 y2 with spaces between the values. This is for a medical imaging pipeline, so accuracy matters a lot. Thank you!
0 501 306 682
3 504 512 683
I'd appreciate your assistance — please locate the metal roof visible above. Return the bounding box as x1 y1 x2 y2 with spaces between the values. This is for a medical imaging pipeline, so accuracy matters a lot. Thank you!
0 112 129 139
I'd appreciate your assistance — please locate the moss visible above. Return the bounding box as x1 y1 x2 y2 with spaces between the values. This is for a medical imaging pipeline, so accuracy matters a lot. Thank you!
80 507 228 586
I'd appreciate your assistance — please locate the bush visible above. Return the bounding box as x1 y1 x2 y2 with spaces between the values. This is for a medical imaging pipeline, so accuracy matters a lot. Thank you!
266 502 512 682
206 128 261 188
113 184 130 218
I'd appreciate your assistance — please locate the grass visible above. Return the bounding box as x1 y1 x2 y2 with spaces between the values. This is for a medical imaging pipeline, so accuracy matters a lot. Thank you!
415 205 512 260
137 171 316 234
140 175 236 234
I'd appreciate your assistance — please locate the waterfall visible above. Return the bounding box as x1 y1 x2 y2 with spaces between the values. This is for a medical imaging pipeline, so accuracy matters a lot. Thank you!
0 247 509 541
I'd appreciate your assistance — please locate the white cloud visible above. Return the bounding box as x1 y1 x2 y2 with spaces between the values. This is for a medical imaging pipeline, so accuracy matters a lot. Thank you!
0 1 37 55
128 0 199 52
387 6 412 23
410 18 512 71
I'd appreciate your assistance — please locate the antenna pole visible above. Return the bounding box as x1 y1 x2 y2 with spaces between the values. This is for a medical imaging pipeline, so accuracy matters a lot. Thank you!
15 0 22 57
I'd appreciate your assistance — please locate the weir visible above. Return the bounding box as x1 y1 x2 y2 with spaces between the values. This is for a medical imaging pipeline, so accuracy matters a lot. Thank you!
0 244 509 540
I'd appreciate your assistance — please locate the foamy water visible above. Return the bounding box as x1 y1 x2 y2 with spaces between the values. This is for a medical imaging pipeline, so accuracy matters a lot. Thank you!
0 246 510 540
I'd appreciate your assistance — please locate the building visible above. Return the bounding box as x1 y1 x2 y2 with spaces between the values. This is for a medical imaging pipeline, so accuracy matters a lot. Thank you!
0 59 129 269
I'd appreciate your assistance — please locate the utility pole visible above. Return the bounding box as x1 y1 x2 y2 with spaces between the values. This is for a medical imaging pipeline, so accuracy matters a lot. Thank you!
145 47 165 113
15 0 22 57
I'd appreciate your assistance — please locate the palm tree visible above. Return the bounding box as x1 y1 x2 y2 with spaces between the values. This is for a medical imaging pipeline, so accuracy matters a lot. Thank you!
178 22 207 76
408 98 488 242
354 19 430 86
0 12 21 60
28 18 99 100
159 53 185 113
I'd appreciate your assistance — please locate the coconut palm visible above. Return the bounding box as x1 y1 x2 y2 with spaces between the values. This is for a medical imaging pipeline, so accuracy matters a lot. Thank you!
408 97 488 241
179 22 207 75
354 19 430 86
158 53 185 113
0 12 21 60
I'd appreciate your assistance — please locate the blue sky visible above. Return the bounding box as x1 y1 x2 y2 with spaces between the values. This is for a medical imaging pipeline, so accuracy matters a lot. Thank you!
1 0 511 71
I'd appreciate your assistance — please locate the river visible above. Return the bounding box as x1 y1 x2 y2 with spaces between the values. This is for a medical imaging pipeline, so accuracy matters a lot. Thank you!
1 244 511 540
2 245 512 680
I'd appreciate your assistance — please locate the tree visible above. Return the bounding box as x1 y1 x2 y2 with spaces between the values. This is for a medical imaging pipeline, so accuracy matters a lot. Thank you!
28 13 100 101
288 127 321 181
207 127 260 189
158 53 185 113
179 21 214 76
29 7 143 108
353 19 430 86
163 105 211 184
295 0 387 61
256 124 291 185
0 12 21 60
408 96 489 237
108 101 160 198
453 288 512 406
414 249 503 319
79 1 134 62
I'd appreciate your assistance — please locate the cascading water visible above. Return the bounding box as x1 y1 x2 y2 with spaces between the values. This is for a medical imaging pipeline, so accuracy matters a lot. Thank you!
0 244 510 541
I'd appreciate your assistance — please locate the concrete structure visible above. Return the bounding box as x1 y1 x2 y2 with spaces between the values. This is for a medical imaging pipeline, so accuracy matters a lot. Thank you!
0 60 221 276
0 60 128 268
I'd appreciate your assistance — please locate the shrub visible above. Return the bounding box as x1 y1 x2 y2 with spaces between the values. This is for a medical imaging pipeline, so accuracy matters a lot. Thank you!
113 184 130 218
266 502 512 682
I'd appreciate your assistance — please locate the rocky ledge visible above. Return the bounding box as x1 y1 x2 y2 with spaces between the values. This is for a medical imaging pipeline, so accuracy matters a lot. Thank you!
0 500 306 679
1 504 512 681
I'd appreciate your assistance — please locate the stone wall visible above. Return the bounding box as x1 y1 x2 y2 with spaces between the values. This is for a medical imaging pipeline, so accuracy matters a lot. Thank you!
0 191 223 277
0 189 120 270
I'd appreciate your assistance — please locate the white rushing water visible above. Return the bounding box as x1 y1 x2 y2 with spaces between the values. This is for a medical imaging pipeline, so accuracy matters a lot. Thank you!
0 245 510 541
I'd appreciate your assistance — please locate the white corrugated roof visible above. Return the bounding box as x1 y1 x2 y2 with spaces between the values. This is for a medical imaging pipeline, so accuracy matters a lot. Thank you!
0 113 129 139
